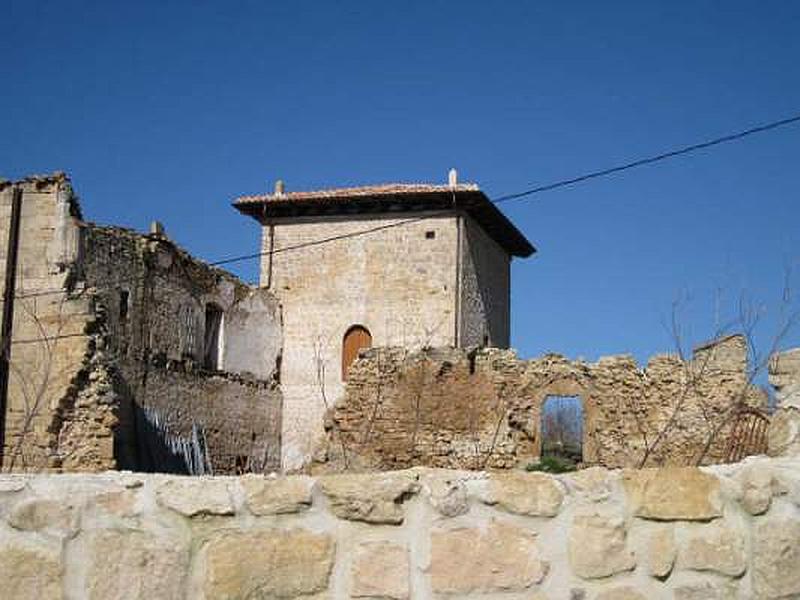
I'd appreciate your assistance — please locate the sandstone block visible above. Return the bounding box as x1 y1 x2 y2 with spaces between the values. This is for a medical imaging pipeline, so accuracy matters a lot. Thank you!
483 471 564 517
568 513 635 579
752 517 800 599
86 530 187 600
738 464 773 515
351 541 409 599
595 586 647 600
8 498 77 534
156 478 234 517
204 529 334 598
0 478 26 493
622 468 722 521
682 526 746 577
319 471 418 524
421 472 469 518
673 581 738 600
768 407 800 457
91 488 140 518
242 475 313 515
568 467 614 503
430 520 547 594
646 527 676 578
0 544 61 599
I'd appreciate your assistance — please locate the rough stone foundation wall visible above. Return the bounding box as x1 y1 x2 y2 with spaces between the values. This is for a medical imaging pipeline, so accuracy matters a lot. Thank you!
312 335 766 472
1 456 799 598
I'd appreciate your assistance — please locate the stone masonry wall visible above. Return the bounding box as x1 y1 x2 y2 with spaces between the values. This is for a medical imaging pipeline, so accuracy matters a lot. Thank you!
264 213 461 470
1 456 799 598
312 335 765 472
459 215 511 347
79 222 283 474
0 175 97 470
0 175 283 474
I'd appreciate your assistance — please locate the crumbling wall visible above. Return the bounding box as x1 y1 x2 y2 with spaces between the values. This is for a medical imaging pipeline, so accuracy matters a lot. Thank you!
0 174 99 471
80 223 283 474
311 335 765 472
0 174 283 474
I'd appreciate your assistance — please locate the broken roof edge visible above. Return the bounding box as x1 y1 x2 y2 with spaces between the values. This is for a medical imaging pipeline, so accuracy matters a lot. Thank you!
232 182 536 258
0 171 83 221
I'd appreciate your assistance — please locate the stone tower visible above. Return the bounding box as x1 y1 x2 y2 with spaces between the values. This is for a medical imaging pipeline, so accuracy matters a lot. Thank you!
234 174 535 468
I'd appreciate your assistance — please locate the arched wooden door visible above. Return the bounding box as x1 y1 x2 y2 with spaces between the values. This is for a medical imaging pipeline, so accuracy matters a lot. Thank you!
342 325 372 380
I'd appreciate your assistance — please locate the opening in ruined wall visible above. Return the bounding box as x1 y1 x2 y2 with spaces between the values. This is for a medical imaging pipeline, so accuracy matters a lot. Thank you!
540 395 583 470
203 304 223 370
342 325 372 380
119 290 130 321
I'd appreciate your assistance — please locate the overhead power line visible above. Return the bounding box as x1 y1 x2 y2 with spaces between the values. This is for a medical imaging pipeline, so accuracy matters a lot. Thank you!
492 112 800 204
12 111 800 305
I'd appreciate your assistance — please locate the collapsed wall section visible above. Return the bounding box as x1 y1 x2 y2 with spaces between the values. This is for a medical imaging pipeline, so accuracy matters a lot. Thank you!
0 174 283 474
0 175 96 471
80 223 283 474
311 335 765 472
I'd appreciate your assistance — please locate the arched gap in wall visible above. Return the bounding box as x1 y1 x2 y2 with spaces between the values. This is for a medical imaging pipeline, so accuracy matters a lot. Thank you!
540 395 583 471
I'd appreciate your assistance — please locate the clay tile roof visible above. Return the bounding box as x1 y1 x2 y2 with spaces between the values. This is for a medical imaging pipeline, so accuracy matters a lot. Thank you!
233 182 535 257
234 182 481 205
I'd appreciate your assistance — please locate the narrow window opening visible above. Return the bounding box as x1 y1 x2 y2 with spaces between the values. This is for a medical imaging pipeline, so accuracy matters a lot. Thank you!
119 290 130 321
540 395 583 472
425 230 436 239
203 304 223 370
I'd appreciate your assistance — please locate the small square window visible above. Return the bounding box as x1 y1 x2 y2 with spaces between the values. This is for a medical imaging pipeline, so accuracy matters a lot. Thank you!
425 230 436 239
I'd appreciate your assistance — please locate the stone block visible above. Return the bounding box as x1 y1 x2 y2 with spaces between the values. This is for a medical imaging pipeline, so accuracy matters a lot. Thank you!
646 527 676 578
156 478 234 517
594 587 647 600
752 517 800 599
673 581 739 600
86 529 187 600
768 407 800 457
319 471 418 524
351 541 409 599
682 525 746 577
482 471 564 517
8 498 78 535
420 471 469 518
242 475 313 515
203 529 334 598
622 468 722 521
0 478 27 493
429 520 548 594
737 464 773 515
0 543 61 599
568 513 636 579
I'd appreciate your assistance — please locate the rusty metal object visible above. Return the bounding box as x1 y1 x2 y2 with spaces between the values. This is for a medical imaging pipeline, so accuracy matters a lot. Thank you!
725 406 770 463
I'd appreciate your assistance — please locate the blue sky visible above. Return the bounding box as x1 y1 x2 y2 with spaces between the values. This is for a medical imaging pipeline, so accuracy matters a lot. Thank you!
3 1 799 365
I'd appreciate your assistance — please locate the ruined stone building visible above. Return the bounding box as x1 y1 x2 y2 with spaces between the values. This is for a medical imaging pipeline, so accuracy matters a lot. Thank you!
233 173 535 468
0 174 282 474
0 172 783 476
